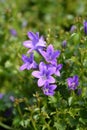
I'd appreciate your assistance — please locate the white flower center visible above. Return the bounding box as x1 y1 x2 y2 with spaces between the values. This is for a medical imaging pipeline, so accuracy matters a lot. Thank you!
71 82 75 87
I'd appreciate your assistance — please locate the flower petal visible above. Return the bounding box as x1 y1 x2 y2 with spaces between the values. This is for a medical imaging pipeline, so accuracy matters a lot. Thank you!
27 64 32 70
23 40 32 48
27 32 37 40
47 44 54 53
27 48 33 54
67 78 73 86
39 62 46 72
48 76 55 83
33 61 38 69
36 32 39 38
49 85 57 90
19 63 28 71
21 54 28 62
57 64 63 70
52 50 60 59
48 66 56 75
40 50 47 59
55 70 60 76
36 40 46 47
43 88 55 96
32 71 41 78
73 75 79 82
84 21 87 35
43 91 54 96
38 78 46 87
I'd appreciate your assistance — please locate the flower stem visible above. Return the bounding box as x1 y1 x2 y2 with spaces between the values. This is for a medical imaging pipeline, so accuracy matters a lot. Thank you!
0 122 15 130
17 104 23 118
31 117 37 130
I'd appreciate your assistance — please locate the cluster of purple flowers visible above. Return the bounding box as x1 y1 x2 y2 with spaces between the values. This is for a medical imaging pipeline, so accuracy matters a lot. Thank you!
20 31 79 96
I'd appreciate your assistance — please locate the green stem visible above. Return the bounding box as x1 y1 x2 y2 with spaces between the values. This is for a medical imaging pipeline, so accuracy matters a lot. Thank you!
45 122 51 130
31 118 37 130
0 122 15 130
17 105 23 118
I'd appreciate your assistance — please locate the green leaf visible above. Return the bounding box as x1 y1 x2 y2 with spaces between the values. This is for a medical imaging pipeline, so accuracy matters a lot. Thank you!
68 97 73 106
54 121 66 130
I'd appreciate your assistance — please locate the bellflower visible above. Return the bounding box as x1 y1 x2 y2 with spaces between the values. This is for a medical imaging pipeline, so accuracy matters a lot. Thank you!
20 53 37 71
55 64 63 76
67 75 79 90
32 62 56 87
84 21 87 35
9 96 15 102
9 29 17 37
23 32 46 53
62 40 67 48
0 93 4 99
70 25 77 33
42 82 57 96
40 44 60 65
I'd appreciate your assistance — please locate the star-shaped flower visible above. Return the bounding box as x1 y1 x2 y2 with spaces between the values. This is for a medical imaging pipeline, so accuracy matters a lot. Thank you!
67 75 79 90
40 44 60 65
20 53 37 71
42 82 57 96
23 32 46 53
32 62 55 87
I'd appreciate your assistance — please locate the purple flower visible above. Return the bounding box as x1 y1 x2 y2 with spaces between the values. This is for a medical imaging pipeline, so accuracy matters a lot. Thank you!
67 75 79 90
55 64 63 76
32 62 56 87
0 93 4 99
70 25 77 33
84 21 87 35
9 29 17 36
20 53 37 71
62 40 67 48
40 44 60 65
23 32 46 53
9 96 15 102
42 82 57 96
